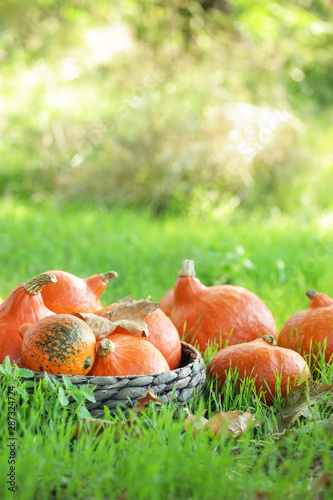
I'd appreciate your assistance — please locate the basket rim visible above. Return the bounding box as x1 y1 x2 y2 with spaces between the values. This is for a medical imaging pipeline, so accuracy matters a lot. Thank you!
28 340 204 381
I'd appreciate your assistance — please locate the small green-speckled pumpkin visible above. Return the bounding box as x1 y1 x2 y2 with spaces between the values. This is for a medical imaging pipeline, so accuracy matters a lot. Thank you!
19 314 96 375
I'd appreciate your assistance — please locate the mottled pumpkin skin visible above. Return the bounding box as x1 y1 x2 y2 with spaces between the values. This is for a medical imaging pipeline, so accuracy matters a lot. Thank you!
41 270 110 314
209 337 310 405
20 314 96 375
278 298 333 364
0 281 55 366
159 288 175 317
171 276 277 352
90 333 170 376
96 304 182 370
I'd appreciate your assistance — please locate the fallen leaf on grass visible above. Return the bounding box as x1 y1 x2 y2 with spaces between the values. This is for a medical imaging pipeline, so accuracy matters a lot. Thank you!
254 492 272 500
73 388 161 440
206 408 257 438
272 415 333 441
117 492 128 500
183 408 208 435
312 471 333 500
130 387 161 415
73 416 116 439
73 414 143 442
271 429 295 442
183 407 257 439
275 380 333 432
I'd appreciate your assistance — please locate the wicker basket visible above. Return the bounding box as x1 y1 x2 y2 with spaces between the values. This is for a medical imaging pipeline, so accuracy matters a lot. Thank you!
28 341 206 417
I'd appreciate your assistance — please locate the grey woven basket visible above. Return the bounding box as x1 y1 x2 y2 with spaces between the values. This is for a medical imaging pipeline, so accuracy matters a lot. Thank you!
29 341 206 417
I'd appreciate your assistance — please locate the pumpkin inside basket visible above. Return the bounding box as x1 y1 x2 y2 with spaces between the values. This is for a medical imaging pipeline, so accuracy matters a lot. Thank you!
27 341 206 417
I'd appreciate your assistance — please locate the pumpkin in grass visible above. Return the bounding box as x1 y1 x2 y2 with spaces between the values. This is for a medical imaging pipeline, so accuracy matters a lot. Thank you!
40 269 118 314
96 298 182 370
170 259 277 352
19 314 96 375
0 273 57 366
209 335 310 405
89 335 170 377
278 289 333 364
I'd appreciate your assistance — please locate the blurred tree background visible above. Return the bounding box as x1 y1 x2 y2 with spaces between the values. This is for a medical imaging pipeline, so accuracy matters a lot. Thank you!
0 0 332 216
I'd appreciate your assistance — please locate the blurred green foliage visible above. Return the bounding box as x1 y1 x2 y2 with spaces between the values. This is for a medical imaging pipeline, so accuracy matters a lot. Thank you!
0 0 332 214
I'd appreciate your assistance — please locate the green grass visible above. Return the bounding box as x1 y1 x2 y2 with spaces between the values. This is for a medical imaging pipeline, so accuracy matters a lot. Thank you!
0 199 333 499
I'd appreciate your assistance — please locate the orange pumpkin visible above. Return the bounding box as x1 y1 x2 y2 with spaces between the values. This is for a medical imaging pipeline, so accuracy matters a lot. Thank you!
278 289 333 364
209 335 310 405
0 296 4 304
20 314 96 375
96 302 182 370
170 260 277 352
89 335 170 376
159 288 175 317
0 273 56 366
40 270 117 314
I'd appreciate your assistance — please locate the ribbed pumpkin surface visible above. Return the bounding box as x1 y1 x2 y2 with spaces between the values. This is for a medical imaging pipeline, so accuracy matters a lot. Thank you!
0 273 56 366
90 333 170 377
172 279 278 352
41 270 116 314
209 336 310 405
278 290 333 365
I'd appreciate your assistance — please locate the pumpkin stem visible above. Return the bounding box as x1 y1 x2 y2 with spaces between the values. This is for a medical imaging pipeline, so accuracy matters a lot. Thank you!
97 338 115 356
306 289 319 300
179 260 196 277
262 335 276 346
100 271 118 282
83 356 93 370
24 272 57 295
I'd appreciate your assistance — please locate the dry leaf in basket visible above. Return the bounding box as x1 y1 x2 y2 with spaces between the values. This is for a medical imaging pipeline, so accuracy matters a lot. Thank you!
77 295 182 371
73 296 159 340
104 295 160 338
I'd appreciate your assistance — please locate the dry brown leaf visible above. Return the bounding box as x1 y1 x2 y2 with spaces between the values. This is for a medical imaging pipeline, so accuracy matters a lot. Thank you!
73 416 140 443
275 380 333 432
254 492 272 500
130 388 162 415
182 407 256 439
73 413 142 442
104 296 160 338
106 295 159 322
117 492 128 500
272 415 333 442
73 417 115 439
73 296 160 339
183 408 208 435
311 471 333 500
72 312 117 339
206 408 257 438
